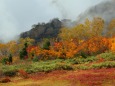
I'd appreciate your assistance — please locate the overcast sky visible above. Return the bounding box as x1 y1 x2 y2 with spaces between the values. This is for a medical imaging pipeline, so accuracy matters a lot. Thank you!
0 0 104 42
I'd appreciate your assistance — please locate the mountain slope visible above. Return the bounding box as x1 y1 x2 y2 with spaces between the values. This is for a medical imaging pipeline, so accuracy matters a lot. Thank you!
20 18 62 41
77 0 115 23
20 0 115 41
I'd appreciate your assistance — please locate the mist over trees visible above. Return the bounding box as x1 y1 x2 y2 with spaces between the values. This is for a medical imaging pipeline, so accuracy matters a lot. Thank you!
20 18 62 42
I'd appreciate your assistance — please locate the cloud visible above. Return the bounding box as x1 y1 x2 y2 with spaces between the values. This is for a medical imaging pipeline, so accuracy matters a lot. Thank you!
51 0 105 20
0 0 106 42
51 0 69 19
0 0 19 43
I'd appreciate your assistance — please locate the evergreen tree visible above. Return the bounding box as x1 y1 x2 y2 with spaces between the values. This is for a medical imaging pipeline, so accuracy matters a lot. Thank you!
43 40 50 50
8 54 12 64
19 42 28 60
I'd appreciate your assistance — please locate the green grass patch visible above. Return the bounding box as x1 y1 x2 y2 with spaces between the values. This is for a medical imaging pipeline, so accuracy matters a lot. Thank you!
1 52 115 76
91 61 115 69
100 52 115 61
1 59 73 75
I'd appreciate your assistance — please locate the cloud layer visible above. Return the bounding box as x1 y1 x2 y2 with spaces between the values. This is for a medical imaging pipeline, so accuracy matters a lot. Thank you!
0 0 19 42
0 0 105 42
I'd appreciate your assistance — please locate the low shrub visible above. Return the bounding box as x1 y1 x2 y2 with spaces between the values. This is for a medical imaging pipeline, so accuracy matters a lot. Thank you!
1 58 9 65
33 57 39 62
1 56 115 77
2 65 18 76
18 69 28 78
75 56 97 64
99 52 115 61
56 63 73 70
3 70 17 77
0 78 11 83
64 58 78 65
92 61 115 69
76 65 90 70
80 52 87 58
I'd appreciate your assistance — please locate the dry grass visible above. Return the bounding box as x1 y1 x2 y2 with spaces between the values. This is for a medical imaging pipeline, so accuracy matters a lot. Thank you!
0 68 115 86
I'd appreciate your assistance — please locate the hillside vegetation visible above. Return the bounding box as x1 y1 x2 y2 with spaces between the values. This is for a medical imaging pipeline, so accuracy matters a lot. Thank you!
0 17 115 86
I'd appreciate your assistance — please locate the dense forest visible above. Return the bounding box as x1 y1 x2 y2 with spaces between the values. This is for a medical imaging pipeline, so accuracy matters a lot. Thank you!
20 18 62 42
0 17 115 62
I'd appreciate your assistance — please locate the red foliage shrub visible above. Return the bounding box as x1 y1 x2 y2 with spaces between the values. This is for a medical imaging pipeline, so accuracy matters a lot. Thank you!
0 77 11 83
62 68 115 86
18 69 28 78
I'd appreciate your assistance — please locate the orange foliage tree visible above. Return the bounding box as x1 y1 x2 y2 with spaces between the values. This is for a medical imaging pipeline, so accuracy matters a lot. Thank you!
27 40 78 59
27 46 41 59
50 40 78 59
76 37 110 55
109 37 115 52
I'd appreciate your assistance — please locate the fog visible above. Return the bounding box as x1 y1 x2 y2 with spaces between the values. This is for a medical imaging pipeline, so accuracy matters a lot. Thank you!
0 0 105 42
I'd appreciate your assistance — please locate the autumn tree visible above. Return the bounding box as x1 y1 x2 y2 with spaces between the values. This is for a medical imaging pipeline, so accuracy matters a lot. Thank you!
6 41 19 57
27 46 41 59
0 43 8 58
59 17 104 41
91 17 104 37
42 39 51 50
107 19 115 37
109 37 115 52
18 37 35 51
76 37 110 55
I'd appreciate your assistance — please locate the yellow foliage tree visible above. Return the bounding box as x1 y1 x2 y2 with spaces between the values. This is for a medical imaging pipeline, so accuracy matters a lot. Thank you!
107 19 115 37
59 17 104 41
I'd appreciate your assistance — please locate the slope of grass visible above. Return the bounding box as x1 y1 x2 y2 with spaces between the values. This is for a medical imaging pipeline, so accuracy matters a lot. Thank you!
0 52 115 86
0 52 115 77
